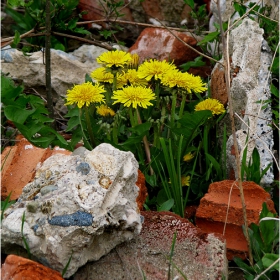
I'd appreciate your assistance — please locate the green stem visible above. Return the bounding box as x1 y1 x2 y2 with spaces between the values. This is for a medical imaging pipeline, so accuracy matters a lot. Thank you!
203 123 210 171
79 108 92 150
112 120 118 144
153 122 160 148
112 75 117 92
169 91 177 139
184 142 202 208
129 107 137 127
178 94 187 120
85 107 96 148
136 108 153 175
105 84 112 105
155 81 161 108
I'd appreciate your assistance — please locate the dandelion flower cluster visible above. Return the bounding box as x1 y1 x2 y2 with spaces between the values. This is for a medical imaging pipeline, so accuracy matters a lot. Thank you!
97 50 132 68
195 98 225 116
117 69 148 88
65 82 105 108
96 104 115 117
161 70 207 93
90 67 114 83
112 86 156 108
137 59 177 81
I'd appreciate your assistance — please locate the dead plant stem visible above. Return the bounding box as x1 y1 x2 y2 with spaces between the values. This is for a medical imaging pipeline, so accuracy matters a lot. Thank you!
225 0 261 35
45 0 55 122
216 0 254 265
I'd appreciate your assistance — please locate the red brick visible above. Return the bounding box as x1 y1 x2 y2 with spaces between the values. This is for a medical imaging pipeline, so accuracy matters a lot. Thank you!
1 136 72 201
129 28 212 78
195 180 276 260
1 255 63 280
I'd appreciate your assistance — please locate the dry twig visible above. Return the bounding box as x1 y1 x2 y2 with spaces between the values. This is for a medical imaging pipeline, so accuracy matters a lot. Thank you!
216 0 254 265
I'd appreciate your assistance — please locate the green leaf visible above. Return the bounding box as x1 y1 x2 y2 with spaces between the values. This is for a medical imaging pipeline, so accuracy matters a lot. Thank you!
129 122 152 135
259 203 278 251
28 94 45 106
262 254 280 272
249 224 264 262
4 6 28 30
11 30 21 48
118 134 144 146
271 56 279 74
99 30 117 39
31 137 56 148
271 83 279 98
65 107 79 117
4 106 35 124
173 110 212 145
31 114 53 123
66 116 80 132
73 27 91 35
158 198 174 212
180 56 206 72
62 251 73 277
197 31 220 46
54 42 65 51
1 75 24 101
1 192 16 221
67 18 78 30
157 189 168 205
233 257 255 275
205 152 222 179
67 127 83 150
145 173 157 187
7 0 26 7
233 2 247 17
184 0 194 9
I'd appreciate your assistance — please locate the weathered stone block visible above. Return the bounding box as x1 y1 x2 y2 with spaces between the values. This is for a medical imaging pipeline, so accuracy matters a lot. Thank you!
1 143 142 278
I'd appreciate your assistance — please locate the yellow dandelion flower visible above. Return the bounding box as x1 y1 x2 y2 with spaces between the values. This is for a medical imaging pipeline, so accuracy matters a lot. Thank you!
183 73 207 93
90 67 114 83
137 59 177 81
117 69 148 88
65 82 105 108
128 53 140 69
195 98 226 116
183 153 194 162
97 50 132 68
161 70 207 93
112 86 156 108
160 69 183 88
181 176 191 187
96 104 115 117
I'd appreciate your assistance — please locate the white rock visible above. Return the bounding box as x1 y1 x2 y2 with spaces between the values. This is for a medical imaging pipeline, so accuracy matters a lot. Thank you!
225 19 274 186
1 143 142 278
1 45 106 113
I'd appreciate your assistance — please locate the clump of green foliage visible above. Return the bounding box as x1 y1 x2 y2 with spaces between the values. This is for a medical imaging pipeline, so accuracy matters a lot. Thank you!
1 74 68 148
234 203 279 279
5 0 90 52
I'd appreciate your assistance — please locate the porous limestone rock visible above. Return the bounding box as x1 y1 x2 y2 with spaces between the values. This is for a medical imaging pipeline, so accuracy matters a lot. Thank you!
211 18 274 186
1 45 125 114
1 143 142 278
226 19 274 186
209 0 279 31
